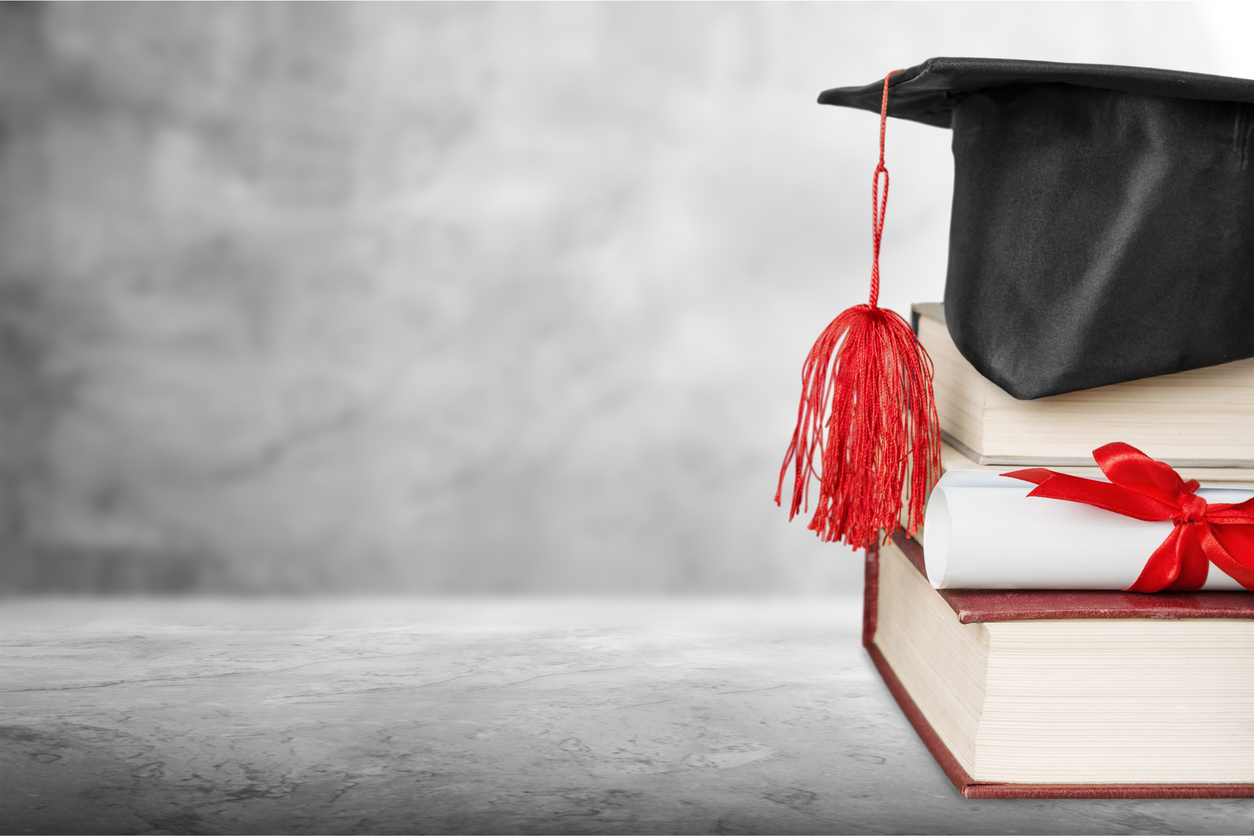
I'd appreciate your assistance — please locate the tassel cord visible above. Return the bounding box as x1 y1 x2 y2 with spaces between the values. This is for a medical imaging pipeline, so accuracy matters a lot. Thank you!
868 71 894 308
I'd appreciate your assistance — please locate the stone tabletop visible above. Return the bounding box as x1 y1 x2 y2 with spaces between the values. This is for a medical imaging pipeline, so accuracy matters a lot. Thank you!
1 598 1248 835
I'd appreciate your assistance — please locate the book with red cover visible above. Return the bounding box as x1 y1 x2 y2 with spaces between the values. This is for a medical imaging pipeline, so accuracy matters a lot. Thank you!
863 530 1254 799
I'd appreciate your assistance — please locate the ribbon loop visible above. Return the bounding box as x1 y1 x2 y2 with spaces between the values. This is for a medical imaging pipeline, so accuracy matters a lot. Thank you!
1004 443 1254 592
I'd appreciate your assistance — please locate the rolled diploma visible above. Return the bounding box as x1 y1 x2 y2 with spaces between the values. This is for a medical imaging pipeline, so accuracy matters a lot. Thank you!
922 470 1253 590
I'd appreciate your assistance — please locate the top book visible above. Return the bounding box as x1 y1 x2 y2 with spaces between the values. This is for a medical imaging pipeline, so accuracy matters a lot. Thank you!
913 303 1254 467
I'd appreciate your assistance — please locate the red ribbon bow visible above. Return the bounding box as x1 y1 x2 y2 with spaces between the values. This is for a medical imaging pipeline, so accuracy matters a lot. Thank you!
1004 442 1254 592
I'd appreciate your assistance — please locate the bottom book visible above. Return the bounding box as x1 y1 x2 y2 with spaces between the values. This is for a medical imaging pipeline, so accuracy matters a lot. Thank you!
865 531 1254 798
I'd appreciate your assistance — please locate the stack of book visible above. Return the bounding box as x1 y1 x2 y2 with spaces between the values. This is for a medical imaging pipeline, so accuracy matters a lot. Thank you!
868 303 1254 798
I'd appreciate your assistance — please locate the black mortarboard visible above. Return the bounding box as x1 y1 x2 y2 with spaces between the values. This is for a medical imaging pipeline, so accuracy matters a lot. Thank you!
818 58 1254 400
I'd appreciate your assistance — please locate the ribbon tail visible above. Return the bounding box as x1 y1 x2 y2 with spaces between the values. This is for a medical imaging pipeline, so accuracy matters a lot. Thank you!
1002 468 1054 487
1199 522 1254 591
1163 524 1209 591
1125 526 1184 593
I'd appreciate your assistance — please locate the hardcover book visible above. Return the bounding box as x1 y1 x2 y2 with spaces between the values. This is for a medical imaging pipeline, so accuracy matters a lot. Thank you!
912 303 1254 468
864 531 1254 798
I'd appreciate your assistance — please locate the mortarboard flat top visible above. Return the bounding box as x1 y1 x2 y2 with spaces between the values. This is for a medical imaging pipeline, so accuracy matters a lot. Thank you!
816 58 1254 400
818 57 1254 128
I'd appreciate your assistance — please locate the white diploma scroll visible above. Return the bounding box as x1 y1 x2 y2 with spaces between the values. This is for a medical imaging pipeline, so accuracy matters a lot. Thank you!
922 471 1253 590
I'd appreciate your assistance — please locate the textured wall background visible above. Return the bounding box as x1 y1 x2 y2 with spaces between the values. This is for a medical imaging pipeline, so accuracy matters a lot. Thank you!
2 2 1251 593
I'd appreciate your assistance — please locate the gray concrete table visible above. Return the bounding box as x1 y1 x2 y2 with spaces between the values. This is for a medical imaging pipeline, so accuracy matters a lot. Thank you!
1 598 1248 834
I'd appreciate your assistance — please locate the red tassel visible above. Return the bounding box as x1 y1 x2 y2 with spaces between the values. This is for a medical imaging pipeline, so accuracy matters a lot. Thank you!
776 70 941 548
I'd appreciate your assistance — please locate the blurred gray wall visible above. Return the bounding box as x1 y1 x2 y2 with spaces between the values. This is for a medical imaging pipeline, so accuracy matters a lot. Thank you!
2 1 1250 593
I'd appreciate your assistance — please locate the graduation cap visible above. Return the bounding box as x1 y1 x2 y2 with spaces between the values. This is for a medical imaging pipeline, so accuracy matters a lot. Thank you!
819 57 1254 400
777 58 1254 549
